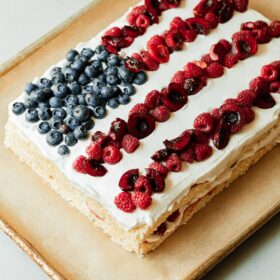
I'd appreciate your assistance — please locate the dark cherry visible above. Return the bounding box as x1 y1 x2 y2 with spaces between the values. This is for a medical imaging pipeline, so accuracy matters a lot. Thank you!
119 169 139 191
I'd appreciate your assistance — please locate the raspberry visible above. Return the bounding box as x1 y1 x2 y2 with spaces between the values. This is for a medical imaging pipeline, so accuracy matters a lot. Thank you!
164 130 191 151
193 112 215 134
147 35 165 49
268 21 280 38
151 148 170 162
209 42 227 62
236 90 255 107
107 139 122 150
146 168 165 192
206 62 224 78
242 107 255 124
129 103 149 116
151 105 170 122
271 61 280 70
180 29 197 42
144 90 161 109
249 76 270 93
103 145 122 164
108 118 127 141
193 130 210 144
170 16 186 31
166 153 182 172
104 27 122 37
122 26 143 37
219 39 232 52
134 176 153 195
132 5 147 15
119 169 139 191
222 52 238 68
204 12 219 28
195 143 212 161
125 56 144 73
140 51 159 71
232 0 248 12
148 43 170 64
127 12 138 26
114 192 136 213
179 145 196 163
184 62 204 78
131 192 152 209
136 14 151 28
185 17 210 35
167 209 180 222
164 30 184 50
261 65 279 82
171 70 186 85
86 142 103 160
193 0 218 17
211 108 220 119
91 131 109 146
201 54 213 65
73 155 86 173
83 159 107 177
122 134 140 153
270 81 280 93
149 162 168 177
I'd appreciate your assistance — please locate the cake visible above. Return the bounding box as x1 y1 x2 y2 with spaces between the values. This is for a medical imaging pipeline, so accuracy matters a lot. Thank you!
4 0 280 256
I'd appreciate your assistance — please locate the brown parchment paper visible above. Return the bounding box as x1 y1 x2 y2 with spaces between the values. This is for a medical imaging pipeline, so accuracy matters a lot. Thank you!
0 0 280 279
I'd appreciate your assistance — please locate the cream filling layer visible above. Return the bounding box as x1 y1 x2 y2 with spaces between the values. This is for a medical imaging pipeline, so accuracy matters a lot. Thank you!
7 7 280 230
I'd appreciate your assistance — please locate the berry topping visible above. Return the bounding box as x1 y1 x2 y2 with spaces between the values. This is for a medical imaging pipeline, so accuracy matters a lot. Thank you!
164 30 184 50
194 112 215 134
212 120 231 149
151 148 171 162
167 209 180 222
222 52 238 68
242 107 255 124
58 145 70 156
144 90 162 110
154 222 167 235
125 57 143 73
193 0 218 17
253 91 276 109
146 168 165 192
103 145 122 165
166 153 182 172
151 105 170 122
268 21 280 38
149 162 168 178
129 103 149 116
140 51 160 71
108 118 127 141
91 131 109 146
114 192 136 213
179 145 196 163
206 62 224 78
161 83 188 111
134 176 153 195
86 142 103 160
164 130 191 151
209 42 227 62
12 102 26 115
148 43 170 64
131 192 152 209
122 134 140 153
136 14 151 28
184 62 204 78
232 0 248 12
195 143 212 161
72 155 87 173
83 159 107 177
236 90 255 107
185 17 210 35
119 169 139 191
127 113 156 139
261 65 279 82
46 130 63 146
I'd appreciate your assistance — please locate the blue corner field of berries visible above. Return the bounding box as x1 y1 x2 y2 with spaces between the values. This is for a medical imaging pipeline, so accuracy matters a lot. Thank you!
12 45 148 155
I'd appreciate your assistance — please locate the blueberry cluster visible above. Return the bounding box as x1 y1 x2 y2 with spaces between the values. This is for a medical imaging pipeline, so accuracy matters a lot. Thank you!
12 45 148 155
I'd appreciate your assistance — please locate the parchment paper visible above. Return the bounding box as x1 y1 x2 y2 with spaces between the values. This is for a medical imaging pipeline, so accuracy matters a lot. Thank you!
0 0 279 279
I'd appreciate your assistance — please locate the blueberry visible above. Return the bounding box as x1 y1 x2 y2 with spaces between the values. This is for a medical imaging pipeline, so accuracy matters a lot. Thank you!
95 45 106 54
73 105 90 121
85 94 100 107
107 54 120 66
117 93 130 105
133 71 147 85
81 118 94 130
65 117 81 130
52 108 67 120
58 123 69 134
122 84 136 96
71 58 85 72
49 97 64 108
49 118 63 130
108 98 119 109
106 73 120 85
91 60 103 73
64 95 79 106
105 66 118 75
24 98 38 109
100 85 115 100
73 126 88 139
77 94 86 105
68 82 81 95
65 132 77 147
30 88 52 103
66 104 75 116
38 102 50 109
85 65 98 78
50 67 62 76
38 107 51 120
46 130 63 146
66 49 79 62
97 50 109 62
24 83 38 95
63 67 79 82
52 83 69 98
12 102 26 115
25 109 39 123
82 85 94 95
118 67 133 83
78 73 90 86
119 58 126 66
97 74 106 83
79 54 89 63
51 71 65 84
58 145 70 155
38 78 52 89
112 85 121 95
37 122 51 134
92 106 106 119
81 47 94 58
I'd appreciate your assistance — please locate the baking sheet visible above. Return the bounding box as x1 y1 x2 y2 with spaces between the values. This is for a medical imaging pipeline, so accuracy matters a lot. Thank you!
0 0 280 279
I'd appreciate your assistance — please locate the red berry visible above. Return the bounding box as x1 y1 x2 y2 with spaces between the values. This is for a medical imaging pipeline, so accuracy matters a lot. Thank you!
194 112 215 134
253 91 276 109
183 75 208 95
119 169 139 191
125 56 144 73
149 162 168 177
147 35 165 48
131 192 152 209
193 60 208 69
268 20 280 38
180 29 197 42
270 81 280 93
73 155 86 173
91 131 109 147
185 17 210 35
201 54 213 65
144 90 161 109
83 159 107 177
158 0 181 11
242 107 255 124
209 42 227 62
154 222 167 235
129 103 149 116
136 14 151 28
103 145 122 165
166 153 182 172
134 176 153 195
195 143 212 161
236 90 255 107
140 50 159 71
114 192 136 213
151 148 170 162
171 70 186 85
122 25 143 38
261 65 279 82
170 16 186 31
204 12 219 29
151 105 170 122
232 0 248 12
86 142 103 160
164 130 191 151
148 41 170 64
211 108 220 119
164 30 184 50
179 145 196 163
249 76 270 93
132 5 147 16
193 0 218 17
127 12 138 26
146 168 165 192
219 39 232 52
222 52 238 68
104 27 122 37
212 119 231 150
122 134 140 153
167 209 180 222
108 118 127 141
206 62 224 78
184 62 204 78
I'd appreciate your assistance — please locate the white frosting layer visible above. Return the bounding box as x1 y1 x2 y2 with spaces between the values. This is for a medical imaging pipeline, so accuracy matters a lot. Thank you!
8 4 280 231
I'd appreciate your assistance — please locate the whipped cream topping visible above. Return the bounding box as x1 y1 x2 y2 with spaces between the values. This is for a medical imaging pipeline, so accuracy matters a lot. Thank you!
8 4 280 231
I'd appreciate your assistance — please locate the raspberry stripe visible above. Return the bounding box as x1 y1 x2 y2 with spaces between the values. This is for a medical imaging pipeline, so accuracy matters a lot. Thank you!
73 20 279 177
101 0 183 54
114 60 280 212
